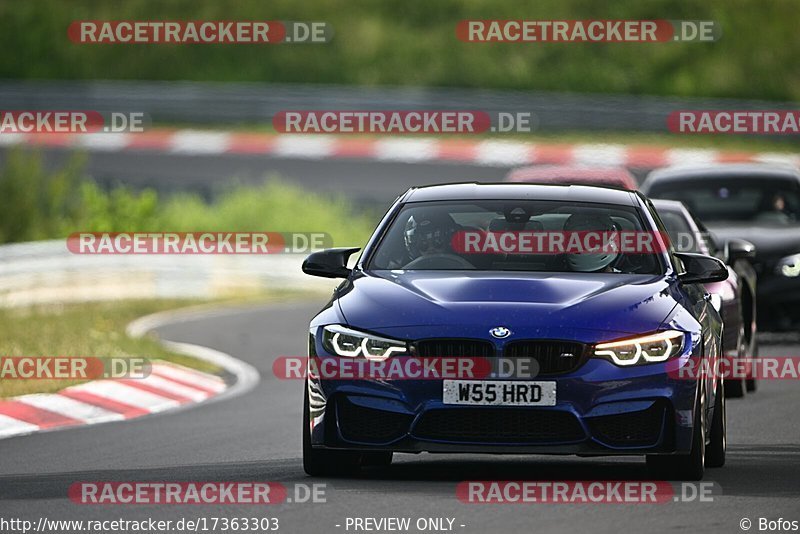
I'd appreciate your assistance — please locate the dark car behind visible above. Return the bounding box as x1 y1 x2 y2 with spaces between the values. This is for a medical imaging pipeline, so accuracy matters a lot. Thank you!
652 198 758 396
642 164 800 331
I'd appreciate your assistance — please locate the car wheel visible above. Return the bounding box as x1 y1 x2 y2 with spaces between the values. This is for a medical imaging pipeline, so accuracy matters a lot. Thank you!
746 377 757 392
726 325 747 398
647 396 705 480
706 381 726 468
303 382 361 477
746 339 758 392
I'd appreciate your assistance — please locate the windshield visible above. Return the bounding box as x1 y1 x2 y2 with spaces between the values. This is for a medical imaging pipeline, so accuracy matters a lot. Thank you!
368 200 664 274
648 177 800 224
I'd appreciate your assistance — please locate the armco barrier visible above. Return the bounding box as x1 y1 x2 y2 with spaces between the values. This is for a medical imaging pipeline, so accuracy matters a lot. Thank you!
1 80 798 133
0 240 334 307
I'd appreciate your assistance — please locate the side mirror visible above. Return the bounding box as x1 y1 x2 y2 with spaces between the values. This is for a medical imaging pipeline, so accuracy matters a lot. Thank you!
302 247 360 279
725 238 756 264
675 252 729 284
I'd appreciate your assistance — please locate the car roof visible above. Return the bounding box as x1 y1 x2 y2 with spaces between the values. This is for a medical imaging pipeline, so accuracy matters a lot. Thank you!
651 198 690 213
505 165 638 190
644 162 800 186
402 182 639 206
651 198 699 228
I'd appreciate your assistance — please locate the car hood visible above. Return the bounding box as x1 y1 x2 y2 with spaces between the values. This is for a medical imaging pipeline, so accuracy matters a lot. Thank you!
337 270 679 341
707 222 800 259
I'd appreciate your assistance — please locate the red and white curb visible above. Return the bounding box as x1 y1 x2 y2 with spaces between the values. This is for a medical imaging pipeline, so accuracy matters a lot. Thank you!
0 307 260 440
0 362 226 439
1 129 797 168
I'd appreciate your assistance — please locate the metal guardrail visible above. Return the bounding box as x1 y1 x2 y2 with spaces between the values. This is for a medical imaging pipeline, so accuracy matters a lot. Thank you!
1 80 797 133
0 240 334 307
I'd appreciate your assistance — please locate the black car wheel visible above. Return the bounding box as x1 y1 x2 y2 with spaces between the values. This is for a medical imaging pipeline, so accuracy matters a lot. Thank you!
303 382 361 477
726 325 747 398
706 381 726 467
746 377 758 392
647 393 706 480
746 340 758 392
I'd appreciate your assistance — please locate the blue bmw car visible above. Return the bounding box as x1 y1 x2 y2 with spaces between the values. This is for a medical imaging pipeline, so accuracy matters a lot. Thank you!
301 183 728 480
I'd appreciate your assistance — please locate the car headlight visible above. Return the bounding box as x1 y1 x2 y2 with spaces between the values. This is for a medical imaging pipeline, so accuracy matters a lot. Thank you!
321 325 408 361
776 253 800 277
594 330 685 367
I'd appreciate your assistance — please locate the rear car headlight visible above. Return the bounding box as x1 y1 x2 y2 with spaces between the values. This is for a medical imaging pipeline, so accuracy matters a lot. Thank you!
594 330 685 367
776 253 800 277
321 325 408 361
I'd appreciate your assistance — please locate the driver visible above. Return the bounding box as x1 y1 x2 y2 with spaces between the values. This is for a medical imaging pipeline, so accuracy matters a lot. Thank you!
403 210 457 261
562 211 620 273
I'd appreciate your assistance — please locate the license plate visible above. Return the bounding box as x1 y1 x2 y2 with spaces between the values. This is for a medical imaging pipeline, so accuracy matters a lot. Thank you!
442 380 556 406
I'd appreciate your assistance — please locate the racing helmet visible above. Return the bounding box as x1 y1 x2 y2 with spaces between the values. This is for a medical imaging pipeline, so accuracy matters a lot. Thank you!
563 211 620 272
404 210 455 259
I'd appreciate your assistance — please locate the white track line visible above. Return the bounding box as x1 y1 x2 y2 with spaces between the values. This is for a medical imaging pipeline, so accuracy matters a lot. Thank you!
127 306 260 405
158 340 258 404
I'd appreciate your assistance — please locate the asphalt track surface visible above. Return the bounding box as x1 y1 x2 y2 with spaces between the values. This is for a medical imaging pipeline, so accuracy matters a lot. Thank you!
0 145 646 206
0 146 507 203
1 300 799 534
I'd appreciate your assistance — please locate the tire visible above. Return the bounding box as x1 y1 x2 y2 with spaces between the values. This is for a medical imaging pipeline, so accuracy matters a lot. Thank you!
746 340 758 392
726 378 746 398
725 325 746 398
303 383 360 477
647 396 705 480
746 377 757 392
706 381 726 468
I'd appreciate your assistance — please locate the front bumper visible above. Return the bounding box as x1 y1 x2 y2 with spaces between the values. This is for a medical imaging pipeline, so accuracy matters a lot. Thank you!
307 347 701 456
